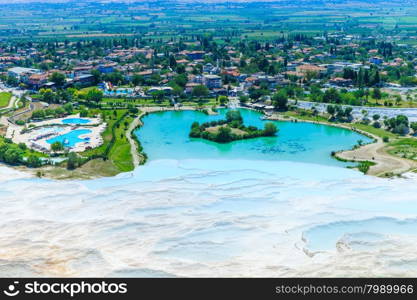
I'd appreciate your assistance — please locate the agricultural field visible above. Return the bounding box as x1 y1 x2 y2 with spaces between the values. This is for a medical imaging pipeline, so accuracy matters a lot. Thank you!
0 1 417 42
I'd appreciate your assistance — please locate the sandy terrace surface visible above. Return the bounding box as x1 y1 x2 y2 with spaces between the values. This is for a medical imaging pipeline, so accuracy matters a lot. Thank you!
336 136 417 176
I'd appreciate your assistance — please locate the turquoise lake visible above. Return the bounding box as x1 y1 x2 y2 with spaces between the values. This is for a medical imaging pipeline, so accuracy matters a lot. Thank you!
2 108 417 277
135 108 372 167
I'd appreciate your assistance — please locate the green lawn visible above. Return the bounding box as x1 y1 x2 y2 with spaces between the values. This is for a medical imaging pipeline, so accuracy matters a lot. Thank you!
387 138 417 161
108 113 134 172
285 109 397 139
349 123 397 139
81 109 134 172
0 92 12 108
283 110 329 122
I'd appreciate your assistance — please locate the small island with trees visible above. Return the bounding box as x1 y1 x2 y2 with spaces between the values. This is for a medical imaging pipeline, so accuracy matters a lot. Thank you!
189 110 278 143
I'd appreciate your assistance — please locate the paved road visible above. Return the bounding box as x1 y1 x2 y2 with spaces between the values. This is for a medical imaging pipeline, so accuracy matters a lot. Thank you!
293 100 417 121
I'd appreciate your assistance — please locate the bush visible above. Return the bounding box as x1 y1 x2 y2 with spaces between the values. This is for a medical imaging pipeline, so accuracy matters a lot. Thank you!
189 113 278 143
18 143 27 150
358 161 374 174
129 107 139 114
67 152 80 170
80 110 88 117
27 155 42 168
51 141 64 152
263 122 278 136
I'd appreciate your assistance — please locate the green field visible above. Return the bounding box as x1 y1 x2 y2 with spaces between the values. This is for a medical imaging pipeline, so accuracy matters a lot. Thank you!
387 138 417 160
81 109 135 173
0 92 12 108
1 1 417 41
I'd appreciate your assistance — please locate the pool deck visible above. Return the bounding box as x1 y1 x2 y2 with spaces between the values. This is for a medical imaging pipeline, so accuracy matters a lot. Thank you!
31 114 101 127
6 114 105 153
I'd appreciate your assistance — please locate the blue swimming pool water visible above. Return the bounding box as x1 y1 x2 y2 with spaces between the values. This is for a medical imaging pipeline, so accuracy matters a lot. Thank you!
104 89 133 96
47 129 92 147
62 118 91 125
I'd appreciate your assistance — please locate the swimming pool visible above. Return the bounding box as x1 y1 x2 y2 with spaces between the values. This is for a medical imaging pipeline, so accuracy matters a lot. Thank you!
47 129 92 147
62 118 91 125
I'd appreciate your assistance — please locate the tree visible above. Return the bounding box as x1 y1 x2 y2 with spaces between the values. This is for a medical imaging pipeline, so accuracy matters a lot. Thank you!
226 110 243 123
239 95 250 104
32 109 46 119
51 141 64 152
86 88 103 106
63 103 74 114
189 122 202 138
215 127 232 143
169 54 177 68
272 90 288 110
248 87 268 101
3 148 23 164
49 72 66 88
263 122 278 136
385 115 409 135
411 122 417 134
323 88 341 104
90 69 102 85
40 88 56 103
168 82 184 97
326 105 335 116
394 95 402 106
174 74 188 87
218 96 228 106
27 155 42 168
132 74 144 86
6 76 18 87
67 152 79 170
372 88 382 104
150 90 165 103
192 85 209 99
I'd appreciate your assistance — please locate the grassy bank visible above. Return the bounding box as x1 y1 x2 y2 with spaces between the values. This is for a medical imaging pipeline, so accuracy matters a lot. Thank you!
81 109 135 174
387 138 417 161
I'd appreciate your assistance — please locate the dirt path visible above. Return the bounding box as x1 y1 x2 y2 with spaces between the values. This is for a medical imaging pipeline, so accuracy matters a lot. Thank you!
127 115 142 167
336 136 417 176
266 112 417 176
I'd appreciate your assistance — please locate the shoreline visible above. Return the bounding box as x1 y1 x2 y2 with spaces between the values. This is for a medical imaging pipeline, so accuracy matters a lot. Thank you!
264 113 417 177
4 105 417 179
127 105 199 167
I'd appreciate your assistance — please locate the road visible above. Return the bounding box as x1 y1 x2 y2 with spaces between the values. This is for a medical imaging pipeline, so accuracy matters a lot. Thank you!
293 100 417 121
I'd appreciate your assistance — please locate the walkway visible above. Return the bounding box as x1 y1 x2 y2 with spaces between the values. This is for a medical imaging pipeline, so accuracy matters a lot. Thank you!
336 135 417 176
293 100 417 122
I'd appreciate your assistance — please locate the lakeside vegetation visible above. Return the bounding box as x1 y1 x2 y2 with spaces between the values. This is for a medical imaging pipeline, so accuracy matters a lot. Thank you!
0 1 417 178
189 110 278 143
0 135 46 168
